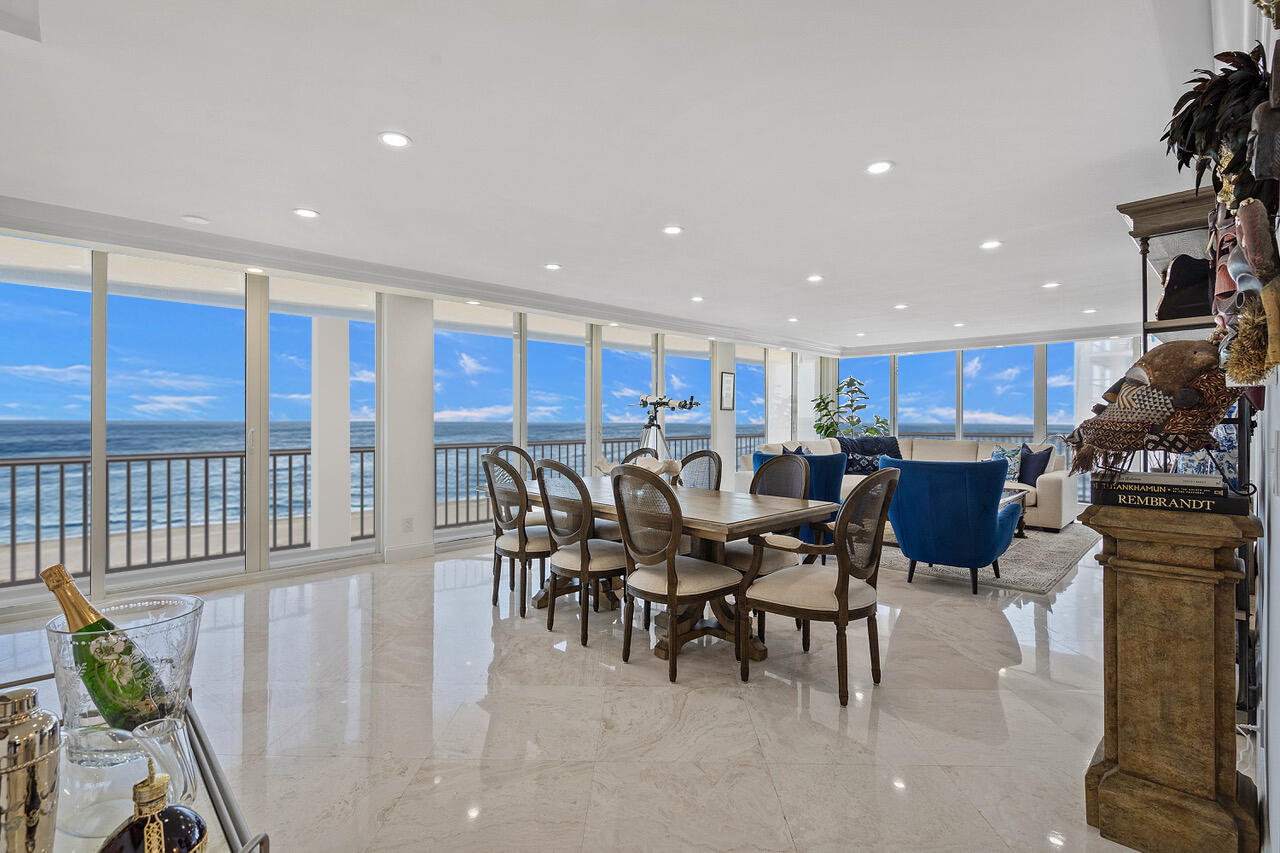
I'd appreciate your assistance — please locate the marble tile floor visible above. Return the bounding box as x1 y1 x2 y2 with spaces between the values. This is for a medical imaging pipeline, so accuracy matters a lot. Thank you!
0 536 1182 851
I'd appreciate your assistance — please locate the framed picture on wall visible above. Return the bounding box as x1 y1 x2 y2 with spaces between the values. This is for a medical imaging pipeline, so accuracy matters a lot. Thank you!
720 371 735 410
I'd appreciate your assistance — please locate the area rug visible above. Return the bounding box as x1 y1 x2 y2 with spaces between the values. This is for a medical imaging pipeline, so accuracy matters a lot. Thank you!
878 523 1101 596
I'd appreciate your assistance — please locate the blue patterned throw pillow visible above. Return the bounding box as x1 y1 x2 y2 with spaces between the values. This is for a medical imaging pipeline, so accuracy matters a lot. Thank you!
848 452 880 474
990 444 1021 482
782 444 809 456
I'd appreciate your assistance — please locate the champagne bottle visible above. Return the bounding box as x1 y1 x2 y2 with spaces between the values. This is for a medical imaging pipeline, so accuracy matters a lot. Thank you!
41 564 166 731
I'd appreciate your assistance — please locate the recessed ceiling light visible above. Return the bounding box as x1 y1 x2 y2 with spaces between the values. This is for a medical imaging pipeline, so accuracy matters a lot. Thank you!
806 274 824 283
663 225 684 235
378 131 412 148
707 336 716 340
1083 308 1097 314
607 322 619 327
1042 281 1061 289
855 332 865 337
180 215 210 225
980 240 1002 250
954 322 965 327
892 778 906 790
866 160 895 175
787 317 799 323
893 304 908 310
780 347 788 351
293 208 320 219
465 300 481 305
690 296 704 302
543 263 562 270
245 267 264 274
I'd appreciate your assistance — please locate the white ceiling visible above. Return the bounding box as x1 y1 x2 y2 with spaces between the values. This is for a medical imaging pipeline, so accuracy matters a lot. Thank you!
0 0 1214 354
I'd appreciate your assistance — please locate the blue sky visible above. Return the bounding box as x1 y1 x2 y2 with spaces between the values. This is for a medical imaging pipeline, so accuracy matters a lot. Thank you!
0 281 374 422
1 278 1071 429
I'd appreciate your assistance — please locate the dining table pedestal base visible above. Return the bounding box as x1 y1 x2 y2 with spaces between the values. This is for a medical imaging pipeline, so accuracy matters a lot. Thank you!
652 598 767 662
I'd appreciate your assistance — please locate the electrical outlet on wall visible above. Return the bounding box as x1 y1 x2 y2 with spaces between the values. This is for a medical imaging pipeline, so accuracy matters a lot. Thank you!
401 517 414 533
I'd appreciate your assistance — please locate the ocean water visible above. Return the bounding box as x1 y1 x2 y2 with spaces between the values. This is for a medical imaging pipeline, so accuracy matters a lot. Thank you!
0 420 750 543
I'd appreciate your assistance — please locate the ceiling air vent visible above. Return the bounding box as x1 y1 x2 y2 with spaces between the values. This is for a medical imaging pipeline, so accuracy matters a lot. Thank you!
0 0 40 42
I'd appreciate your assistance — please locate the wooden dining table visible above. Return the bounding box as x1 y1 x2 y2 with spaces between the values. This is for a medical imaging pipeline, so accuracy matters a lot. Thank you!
523 475 839 661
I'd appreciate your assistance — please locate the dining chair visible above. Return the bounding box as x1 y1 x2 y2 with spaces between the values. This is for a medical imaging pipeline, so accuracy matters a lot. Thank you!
536 460 630 646
491 443 546 529
612 464 742 682
721 454 810 643
677 449 722 490
737 468 899 705
621 447 658 464
482 454 553 618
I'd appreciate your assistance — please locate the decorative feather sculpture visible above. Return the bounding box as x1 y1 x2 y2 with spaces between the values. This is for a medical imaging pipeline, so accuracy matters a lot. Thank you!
1163 43 1276 211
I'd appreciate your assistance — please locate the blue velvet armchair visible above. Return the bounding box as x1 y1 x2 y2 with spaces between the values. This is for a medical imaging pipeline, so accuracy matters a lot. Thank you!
752 451 844 542
878 457 1020 594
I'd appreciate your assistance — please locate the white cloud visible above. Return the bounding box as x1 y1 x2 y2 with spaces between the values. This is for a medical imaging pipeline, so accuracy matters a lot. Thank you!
610 386 645 400
271 393 310 402
351 405 375 421
351 369 375 384
529 390 564 404
668 374 688 392
434 403 513 421
750 396 765 406
277 353 309 370
960 408 1032 425
458 353 494 377
528 405 563 421
1047 373 1072 388
0 364 91 384
990 366 1023 383
665 409 709 423
130 395 217 417
121 369 219 391
1049 408 1074 423
963 356 982 379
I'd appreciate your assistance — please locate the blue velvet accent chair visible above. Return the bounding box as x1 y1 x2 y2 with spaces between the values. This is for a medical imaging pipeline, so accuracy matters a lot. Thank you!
878 457 1020 594
752 451 844 542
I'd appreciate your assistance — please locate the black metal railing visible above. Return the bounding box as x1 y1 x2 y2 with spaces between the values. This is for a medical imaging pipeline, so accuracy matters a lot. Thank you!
435 434 766 532
0 446 376 588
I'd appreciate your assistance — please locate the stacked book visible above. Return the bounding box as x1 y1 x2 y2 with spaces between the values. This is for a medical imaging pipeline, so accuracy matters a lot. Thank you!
1091 471 1250 515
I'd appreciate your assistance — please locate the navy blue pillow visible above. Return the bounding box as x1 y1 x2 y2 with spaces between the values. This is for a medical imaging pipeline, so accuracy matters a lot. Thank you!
848 452 880 474
849 436 902 459
1018 444 1052 487
782 445 809 456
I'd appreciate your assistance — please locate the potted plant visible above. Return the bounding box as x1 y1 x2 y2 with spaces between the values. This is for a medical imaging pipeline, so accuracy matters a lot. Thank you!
812 376 890 438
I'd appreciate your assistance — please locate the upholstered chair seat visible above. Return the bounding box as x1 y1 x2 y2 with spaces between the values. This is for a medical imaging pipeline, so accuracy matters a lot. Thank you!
497 525 552 552
626 557 742 598
549 539 628 573
721 539 799 575
745 563 877 613
592 518 623 541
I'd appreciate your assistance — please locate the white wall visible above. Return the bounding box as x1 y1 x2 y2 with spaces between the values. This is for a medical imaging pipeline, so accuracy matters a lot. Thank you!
377 293 434 561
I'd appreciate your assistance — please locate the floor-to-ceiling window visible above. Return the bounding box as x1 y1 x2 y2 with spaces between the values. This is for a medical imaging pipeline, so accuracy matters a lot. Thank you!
527 314 588 472
601 326 653 460
1046 341 1076 438
896 351 956 438
735 345 766 466
106 254 245 582
664 335 712 458
961 345 1034 442
795 353 821 439
267 277 377 564
837 355 892 435
0 235 92 591
433 302 514 532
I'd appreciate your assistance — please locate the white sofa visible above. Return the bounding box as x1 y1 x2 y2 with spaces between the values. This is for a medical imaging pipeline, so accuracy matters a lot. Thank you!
735 437 1079 532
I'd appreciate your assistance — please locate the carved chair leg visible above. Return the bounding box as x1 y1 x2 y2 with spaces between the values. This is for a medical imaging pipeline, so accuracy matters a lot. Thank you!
546 574 557 631
907 559 917 583
667 598 680 683
593 579 601 612
509 556 515 590
519 559 528 617
802 619 811 653
836 622 849 706
740 602 751 683
539 557 546 588
867 613 882 684
643 600 651 630
580 572 590 647
622 596 634 662
491 553 501 607
757 610 766 643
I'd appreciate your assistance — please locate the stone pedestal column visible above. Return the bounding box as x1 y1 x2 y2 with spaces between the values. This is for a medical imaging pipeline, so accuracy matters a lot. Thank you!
1080 504 1261 853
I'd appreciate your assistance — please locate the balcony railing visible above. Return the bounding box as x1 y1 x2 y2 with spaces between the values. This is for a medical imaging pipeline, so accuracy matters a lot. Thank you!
0 446 375 589
436 433 767 531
